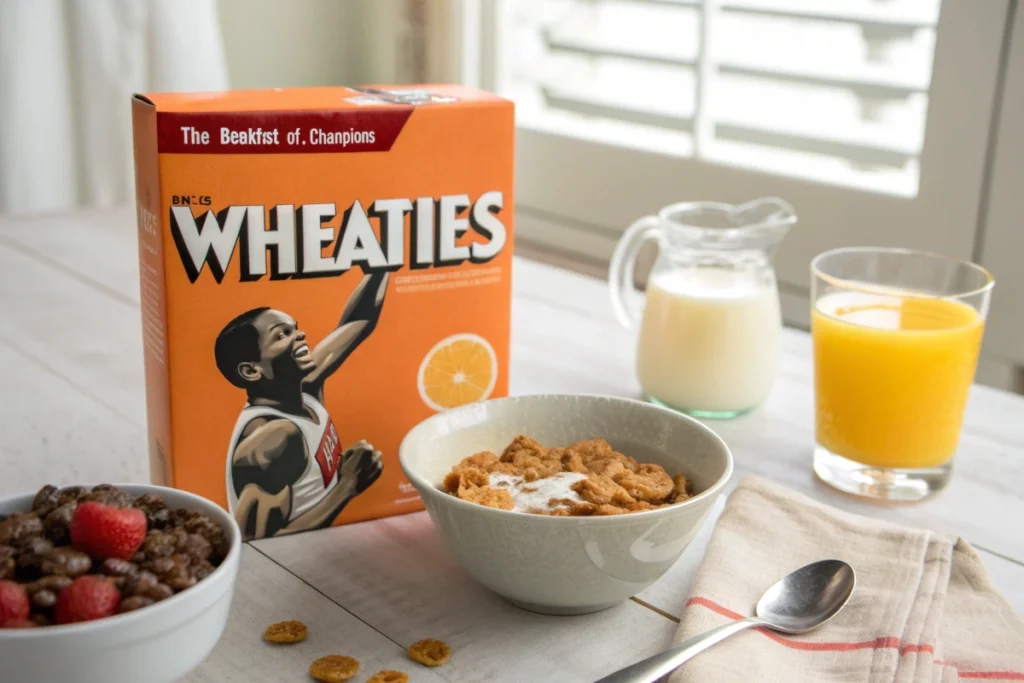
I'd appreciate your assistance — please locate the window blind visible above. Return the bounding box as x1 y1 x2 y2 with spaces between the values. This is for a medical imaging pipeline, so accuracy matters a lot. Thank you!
494 0 942 196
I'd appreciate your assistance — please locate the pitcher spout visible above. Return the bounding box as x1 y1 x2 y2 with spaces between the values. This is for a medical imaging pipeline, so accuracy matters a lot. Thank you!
660 197 797 255
731 197 796 259
733 197 796 235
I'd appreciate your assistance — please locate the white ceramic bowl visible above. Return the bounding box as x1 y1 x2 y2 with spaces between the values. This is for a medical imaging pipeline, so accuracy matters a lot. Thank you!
399 394 733 615
0 484 242 683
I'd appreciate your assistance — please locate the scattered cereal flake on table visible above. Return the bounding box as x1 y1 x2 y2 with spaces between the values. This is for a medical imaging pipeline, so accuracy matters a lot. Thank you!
367 671 410 683
408 638 451 667
309 655 360 682
263 619 308 644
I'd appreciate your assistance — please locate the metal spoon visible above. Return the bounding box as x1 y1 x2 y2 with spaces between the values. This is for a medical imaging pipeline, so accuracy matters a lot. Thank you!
595 559 856 683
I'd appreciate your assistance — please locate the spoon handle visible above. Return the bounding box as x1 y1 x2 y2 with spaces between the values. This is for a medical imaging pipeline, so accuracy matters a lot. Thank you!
594 617 762 683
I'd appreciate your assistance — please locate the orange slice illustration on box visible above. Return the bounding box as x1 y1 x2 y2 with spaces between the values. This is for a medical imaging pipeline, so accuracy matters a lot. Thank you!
417 334 498 411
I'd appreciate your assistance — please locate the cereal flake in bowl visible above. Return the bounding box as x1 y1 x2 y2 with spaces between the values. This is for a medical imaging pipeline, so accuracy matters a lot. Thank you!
399 394 733 615
445 435 694 516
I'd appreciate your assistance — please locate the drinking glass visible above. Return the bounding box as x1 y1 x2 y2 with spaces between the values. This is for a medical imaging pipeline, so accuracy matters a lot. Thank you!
811 248 994 501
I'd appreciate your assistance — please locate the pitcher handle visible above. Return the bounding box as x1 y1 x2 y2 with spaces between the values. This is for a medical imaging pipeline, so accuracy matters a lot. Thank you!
609 216 660 328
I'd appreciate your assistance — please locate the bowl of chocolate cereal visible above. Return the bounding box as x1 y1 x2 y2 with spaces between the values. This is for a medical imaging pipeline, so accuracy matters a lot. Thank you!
399 394 732 615
0 483 241 683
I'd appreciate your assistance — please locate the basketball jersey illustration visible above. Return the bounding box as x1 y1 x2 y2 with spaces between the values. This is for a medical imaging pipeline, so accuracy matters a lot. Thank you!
225 395 343 521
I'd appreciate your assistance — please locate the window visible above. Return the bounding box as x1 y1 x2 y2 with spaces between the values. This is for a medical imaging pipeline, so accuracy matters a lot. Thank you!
496 0 941 197
465 0 1011 327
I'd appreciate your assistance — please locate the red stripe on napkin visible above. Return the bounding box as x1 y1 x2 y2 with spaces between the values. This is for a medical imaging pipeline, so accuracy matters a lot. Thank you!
958 673 1024 681
686 597 1024 680
685 597 900 652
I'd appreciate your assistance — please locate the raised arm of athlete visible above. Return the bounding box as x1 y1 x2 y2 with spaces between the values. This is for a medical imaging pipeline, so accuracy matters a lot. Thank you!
230 419 381 540
303 271 389 402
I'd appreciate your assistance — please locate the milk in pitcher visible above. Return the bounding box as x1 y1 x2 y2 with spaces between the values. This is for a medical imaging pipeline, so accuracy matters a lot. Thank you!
636 268 781 414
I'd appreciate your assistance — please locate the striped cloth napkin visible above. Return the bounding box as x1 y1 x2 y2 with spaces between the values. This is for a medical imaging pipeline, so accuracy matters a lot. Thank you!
670 476 1024 683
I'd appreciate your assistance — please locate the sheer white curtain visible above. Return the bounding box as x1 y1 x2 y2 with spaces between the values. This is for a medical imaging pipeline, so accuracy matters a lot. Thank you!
0 0 229 216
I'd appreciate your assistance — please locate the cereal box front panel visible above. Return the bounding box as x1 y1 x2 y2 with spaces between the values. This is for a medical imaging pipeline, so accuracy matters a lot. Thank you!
133 85 513 539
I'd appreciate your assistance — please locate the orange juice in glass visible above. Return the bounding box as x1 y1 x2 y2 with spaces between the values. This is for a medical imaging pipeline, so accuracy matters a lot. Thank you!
811 248 994 501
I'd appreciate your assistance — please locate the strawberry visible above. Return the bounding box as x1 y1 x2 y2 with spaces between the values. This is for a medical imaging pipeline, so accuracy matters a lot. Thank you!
70 501 147 560
0 580 29 626
0 618 36 629
54 576 121 624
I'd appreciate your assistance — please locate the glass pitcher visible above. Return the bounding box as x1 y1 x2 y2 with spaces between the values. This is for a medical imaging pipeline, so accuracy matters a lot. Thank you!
609 198 797 418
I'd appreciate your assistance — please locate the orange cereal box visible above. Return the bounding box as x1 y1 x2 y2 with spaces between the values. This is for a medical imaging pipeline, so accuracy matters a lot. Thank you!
131 85 513 540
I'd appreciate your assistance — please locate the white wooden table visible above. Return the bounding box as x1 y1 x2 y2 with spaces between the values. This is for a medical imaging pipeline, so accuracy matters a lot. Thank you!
1 207 1022 683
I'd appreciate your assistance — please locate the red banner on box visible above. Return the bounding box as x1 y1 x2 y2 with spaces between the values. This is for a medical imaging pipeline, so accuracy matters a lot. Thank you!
156 109 414 154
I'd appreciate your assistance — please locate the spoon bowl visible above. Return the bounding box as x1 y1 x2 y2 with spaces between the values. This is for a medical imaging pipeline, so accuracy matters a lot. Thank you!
595 559 856 683
756 559 856 634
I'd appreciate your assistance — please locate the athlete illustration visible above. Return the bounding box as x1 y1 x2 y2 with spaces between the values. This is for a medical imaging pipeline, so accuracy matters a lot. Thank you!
215 272 388 540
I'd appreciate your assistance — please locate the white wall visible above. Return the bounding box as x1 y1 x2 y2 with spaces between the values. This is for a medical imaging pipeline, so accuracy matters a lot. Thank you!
215 0 453 90
978 5 1024 393
217 0 364 89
